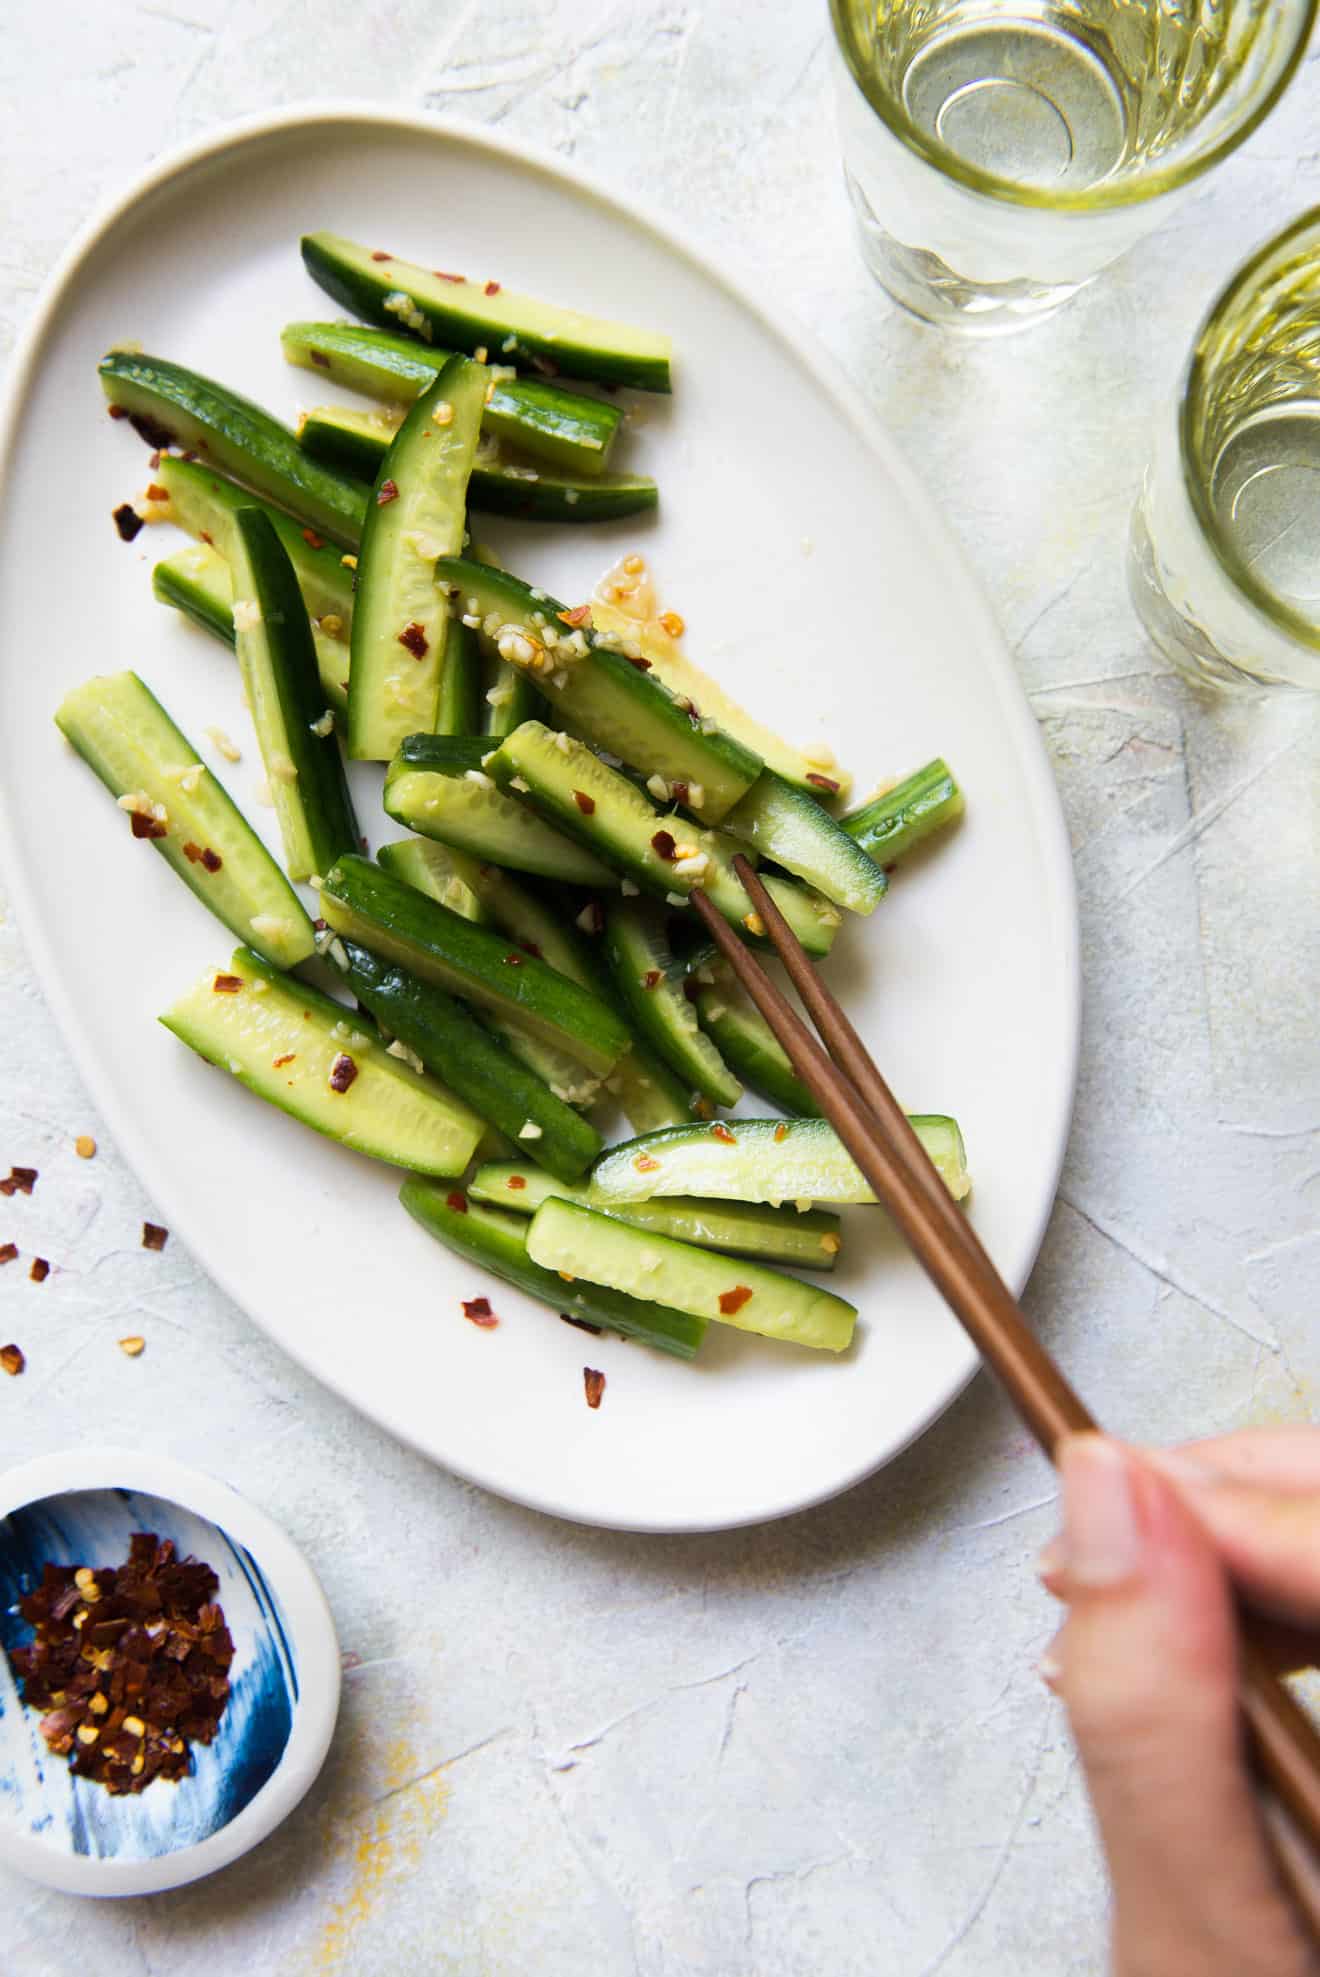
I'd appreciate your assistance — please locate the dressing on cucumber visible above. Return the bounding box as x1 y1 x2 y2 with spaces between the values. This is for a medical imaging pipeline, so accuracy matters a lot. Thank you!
469 1164 843 1270
162 947 483 1174
526 1197 857 1352
589 1116 970 1206
301 233 673 393
401 1181 705 1359
383 733 613 887
55 671 314 969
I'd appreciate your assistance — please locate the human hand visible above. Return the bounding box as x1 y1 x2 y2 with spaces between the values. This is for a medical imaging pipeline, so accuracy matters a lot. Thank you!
1039 1430 1320 1977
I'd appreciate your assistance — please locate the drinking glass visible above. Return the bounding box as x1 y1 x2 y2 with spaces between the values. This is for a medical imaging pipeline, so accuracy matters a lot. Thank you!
830 0 1317 334
1131 208 1320 691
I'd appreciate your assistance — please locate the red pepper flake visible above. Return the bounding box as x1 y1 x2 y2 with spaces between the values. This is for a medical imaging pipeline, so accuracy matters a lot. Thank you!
108 403 127 420
148 451 162 470
573 790 596 816
558 604 591 628
633 1153 660 1173
376 479 399 505
0 1179 12 1197
670 780 690 804
212 973 243 994
113 504 143 543
198 529 214 545
583 1367 606 1409
625 653 652 672
200 847 222 873
433 269 465 282
507 1175 527 1191
711 1122 737 1144
0 1244 17 1265
183 841 202 863
641 969 661 990
718 1285 753 1316
130 810 167 840
484 280 501 296
397 621 428 658
328 1053 358 1094
10 1168 37 1195
503 952 527 970
806 772 840 795
310 350 331 367
302 527 325 550
462 1296 499 1329
142 1224 169 1252
773 1122 789 1142
145 483 169 503
1 1343 25 1376
272 1053 296 1068
560 1311 602 1336
370 250 393 261
128 409 176 450
29 1258 50 1284
313 918 328 932
446 1191 468 1214
651 829 677 861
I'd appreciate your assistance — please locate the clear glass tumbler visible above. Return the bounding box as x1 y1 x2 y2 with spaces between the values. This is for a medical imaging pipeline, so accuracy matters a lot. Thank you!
1131 208 1320 691
830 0 1317 334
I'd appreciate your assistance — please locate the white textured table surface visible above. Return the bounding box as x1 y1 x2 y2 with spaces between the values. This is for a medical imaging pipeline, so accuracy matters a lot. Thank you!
3 10 1319 1974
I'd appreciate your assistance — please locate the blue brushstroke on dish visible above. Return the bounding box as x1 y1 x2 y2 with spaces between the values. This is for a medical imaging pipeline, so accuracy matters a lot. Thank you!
0 1487 296 1860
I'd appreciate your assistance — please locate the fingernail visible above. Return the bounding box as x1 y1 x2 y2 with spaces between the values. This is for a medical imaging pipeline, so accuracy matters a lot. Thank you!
1037 1650 1063 1691
1145 1448 1218 1489
1036 1537 1066 1582
1059 1435 1142 1589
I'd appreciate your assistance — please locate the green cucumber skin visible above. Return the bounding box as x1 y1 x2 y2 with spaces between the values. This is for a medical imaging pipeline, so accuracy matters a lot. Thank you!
484 722 839 957
720 771 888 917
383 736 614 888
606 1049 704 1133
348 356 486 761
604 901 741 1108
301 232 673 394
435 622 483 735
282 320 624 473
330 939 601 1183
481 655 543 739
841 759 965 866
299 407 656 523
526 1197 856 1353
151 545 351 718
230 509 359 882
400 1181 705 1359
469 1164 842 1270
694 971 819 1117
589 1116 971 1207
55 671 314 969
100 350 366 549
436 559 761 824
162 946 483 1174
153 456 356 627
318 854 630 1075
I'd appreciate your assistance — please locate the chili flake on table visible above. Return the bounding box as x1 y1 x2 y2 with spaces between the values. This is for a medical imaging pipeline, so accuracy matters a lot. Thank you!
8 1532 233 1795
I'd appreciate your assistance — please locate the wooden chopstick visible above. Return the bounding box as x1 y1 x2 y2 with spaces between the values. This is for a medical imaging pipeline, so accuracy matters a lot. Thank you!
687 860 1320 1933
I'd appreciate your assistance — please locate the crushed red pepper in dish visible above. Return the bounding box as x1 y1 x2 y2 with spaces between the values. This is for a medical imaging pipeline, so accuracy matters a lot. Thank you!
462 1295 498 1329
29 1258 50 1283
0 1343 25 1376
0 1243 17 1265
718 1285 753 1316
142 1223 169 1252
583 1367 606 1409
8 1533 233 1795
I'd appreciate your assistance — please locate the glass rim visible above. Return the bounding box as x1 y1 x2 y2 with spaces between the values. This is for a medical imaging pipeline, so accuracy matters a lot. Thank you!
829 0 1318 215
1180 203 1320 655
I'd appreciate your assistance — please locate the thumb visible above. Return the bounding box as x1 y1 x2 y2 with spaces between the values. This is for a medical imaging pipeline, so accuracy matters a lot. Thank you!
1048 1435 1312 1977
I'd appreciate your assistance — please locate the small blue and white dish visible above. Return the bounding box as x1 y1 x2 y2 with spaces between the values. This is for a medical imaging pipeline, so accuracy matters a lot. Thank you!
0 1448 339 1895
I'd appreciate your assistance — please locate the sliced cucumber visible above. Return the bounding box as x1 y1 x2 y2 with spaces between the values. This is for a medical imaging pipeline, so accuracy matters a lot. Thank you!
229 508 359 883
301 233 672 393
327 938 601 1183
841 759 964 866
100 350 366 549
435 621 482 735
151 543 351 718
484 722 841 957
153 456 356 628
435 560 761 824
589 593 851 800
282 320 624 473
318 854 629 1075
400 1181 705 1359
527 1198 856 1353
383 733 613 887
693 964 818 1116
162 946 482 1174
55 671 313 968
481 645 543 740
720 771 887 916
589 1116 971 1207
378 835 499 927
604 899 740 1108
299 404 656 523
469 1164 842 1270
348 355 486 761
605 1050 704 1134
